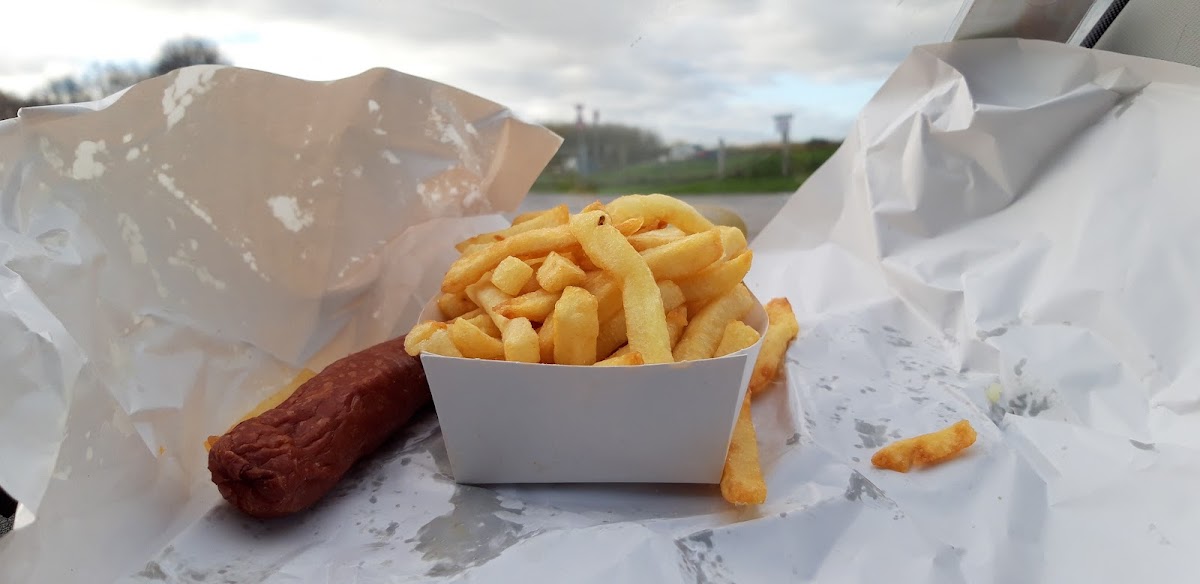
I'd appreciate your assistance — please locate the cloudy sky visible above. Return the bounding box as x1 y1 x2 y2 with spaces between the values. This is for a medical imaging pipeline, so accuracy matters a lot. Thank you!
2 0 965 145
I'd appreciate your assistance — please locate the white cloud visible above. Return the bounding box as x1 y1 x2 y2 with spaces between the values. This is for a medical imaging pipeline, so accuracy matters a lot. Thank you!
0 0 963 143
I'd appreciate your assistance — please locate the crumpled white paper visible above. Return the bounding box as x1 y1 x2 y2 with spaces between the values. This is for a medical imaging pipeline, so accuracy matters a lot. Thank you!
0 65 561 584
8 37 1200 584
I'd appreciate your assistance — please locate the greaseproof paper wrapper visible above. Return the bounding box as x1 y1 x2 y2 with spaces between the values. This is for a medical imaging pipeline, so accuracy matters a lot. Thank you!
0 65 560 584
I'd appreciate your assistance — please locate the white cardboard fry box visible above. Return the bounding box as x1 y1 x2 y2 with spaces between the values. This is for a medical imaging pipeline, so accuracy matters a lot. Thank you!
417 295 768 484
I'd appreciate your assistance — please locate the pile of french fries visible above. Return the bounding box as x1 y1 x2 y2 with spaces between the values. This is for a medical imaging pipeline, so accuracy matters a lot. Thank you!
404 194 800 505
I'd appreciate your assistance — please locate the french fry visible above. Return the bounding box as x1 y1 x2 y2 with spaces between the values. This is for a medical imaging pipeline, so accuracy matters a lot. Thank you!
606 194 716 234
519 274 542 295
641 229 724 281
666 306 689 348
871 420 977 473
495 289 561 322
448 318 505 360
720 394 767 505
714 321 760 357
596 351 645 366
465 277 512 334
677 250 753 308
581 272 624 323
674 284 755 361
503 317 541 363
658 280 685 312
459 313 501 337
419 328 462 357
442 225 576 292
748 298 800 395
538 313 555 363
570 211 673 364
492 256 535 297
404 321 447 356
717 226 747 260
536 251 587 293
626 226 686 251
611 306 686 359
437 291 476 320
456 204 569 252
511 206 560 225
614 217 644 236
457 307 485 320
596 280 687 360
553 286 600 365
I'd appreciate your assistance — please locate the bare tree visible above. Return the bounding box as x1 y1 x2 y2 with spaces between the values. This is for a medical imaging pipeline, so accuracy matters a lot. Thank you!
152 37 229 77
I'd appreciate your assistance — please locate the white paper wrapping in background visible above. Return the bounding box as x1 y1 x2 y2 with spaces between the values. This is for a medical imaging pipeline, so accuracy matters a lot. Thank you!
8 38 1200 584
0 65 561 584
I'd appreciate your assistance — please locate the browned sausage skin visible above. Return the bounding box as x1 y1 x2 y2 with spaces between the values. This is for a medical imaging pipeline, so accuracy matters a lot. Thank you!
208 336 431 518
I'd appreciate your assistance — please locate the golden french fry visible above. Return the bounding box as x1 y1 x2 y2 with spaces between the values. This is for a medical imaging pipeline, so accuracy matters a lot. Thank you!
641 229 724 281
606 194 716 234
720 395 767 505
595 281 688 360
717 226 748 260
459 313 501 338
667 306 688 348
581 272 624 323
437 291 476 320
570 211 673 364
465 277 512 334
419 328 462 357
511 206 561 225
674 284 755 361
553 286 600 365
502 317 541 363
714 321 760 358
538 313 555 363
615 217 644 236
596 351 644 366
871 420 977 473
519 274 542 294
492 256 534 297
448 318 505 360
749 297 800 395
627 226 686 251
677 250 753 308
457 307 485 320
456 205 569 252
536 251 588 293
495 289 561 322
443 225 576 293
658 280 685 312
405 321 447 356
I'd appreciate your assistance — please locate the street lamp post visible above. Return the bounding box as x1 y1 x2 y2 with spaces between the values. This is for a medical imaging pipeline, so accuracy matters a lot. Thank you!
576 103 588 176
774 113 793 177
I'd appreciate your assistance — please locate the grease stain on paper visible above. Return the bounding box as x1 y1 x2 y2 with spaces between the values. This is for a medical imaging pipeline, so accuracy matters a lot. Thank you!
413 486 532 577
676 529 731 584
70 140 107 180
854 420 888 449
845 471 885 502
266 195 315 232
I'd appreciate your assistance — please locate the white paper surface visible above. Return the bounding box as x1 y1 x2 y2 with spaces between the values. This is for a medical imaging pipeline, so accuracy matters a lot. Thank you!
0 65 560 584
9 38 1200 584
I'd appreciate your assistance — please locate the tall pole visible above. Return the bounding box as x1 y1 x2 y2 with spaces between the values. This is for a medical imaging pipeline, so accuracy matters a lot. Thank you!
774 114 793 177
592 109 600 173
576 103 587 176
717 138 727 179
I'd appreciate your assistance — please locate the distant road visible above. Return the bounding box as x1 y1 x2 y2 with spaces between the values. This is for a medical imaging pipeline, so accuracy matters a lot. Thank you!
510 192 794 241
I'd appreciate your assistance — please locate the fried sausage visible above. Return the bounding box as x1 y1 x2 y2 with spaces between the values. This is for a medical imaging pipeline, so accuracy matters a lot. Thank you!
207 335 431 518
